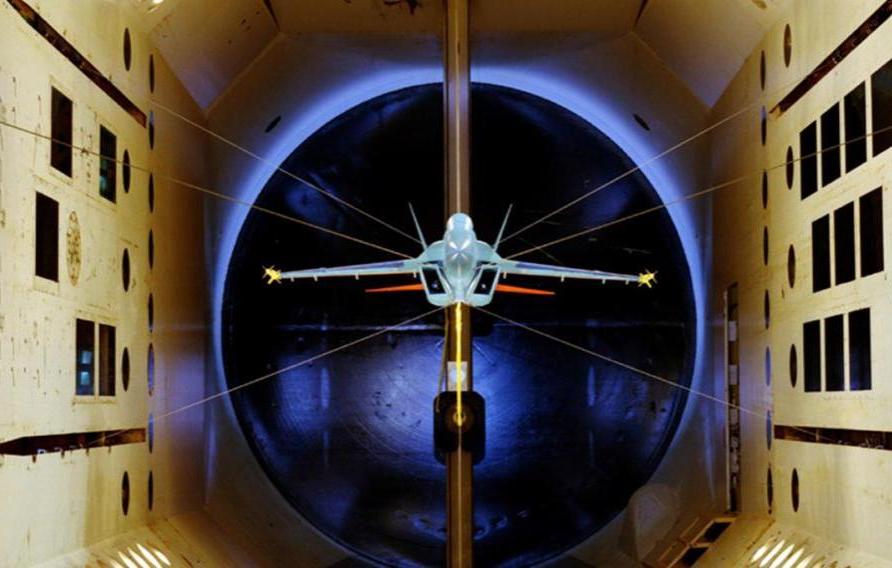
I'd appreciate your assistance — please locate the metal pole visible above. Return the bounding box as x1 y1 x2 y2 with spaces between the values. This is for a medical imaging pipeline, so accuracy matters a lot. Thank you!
444 303 473 568
443 0 473 566
444 0 471 216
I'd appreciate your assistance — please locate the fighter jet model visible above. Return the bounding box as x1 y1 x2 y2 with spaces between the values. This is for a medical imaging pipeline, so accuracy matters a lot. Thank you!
263 207 657 307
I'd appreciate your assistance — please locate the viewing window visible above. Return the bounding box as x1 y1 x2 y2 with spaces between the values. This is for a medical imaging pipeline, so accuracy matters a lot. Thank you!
35 192 59 282
76 319 117 396
76 319 95 395
799 122 817 199
820 104 841 186
811 215 830 292
849 308 871 391
99 126 117 202
859 188 884 276
803 320 821 392
99 324 116 396
871 58 892 156
833 203 855 285
50 88 72 176
844 83 867 171
824 314 844 391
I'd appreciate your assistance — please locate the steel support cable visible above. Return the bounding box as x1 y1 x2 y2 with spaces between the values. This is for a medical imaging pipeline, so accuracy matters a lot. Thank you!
0 118 414 259
90 307 442 448
149 99 421 245
500 69 847 246
506 123 892 260
476 308 870 448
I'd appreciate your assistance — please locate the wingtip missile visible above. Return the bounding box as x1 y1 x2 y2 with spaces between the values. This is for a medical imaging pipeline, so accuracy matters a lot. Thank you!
263 266 282 284
637 270 658 288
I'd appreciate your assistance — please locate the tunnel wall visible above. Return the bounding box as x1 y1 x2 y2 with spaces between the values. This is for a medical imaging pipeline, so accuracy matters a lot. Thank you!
203 28 719 565
705 0 892 564
0 2 210 565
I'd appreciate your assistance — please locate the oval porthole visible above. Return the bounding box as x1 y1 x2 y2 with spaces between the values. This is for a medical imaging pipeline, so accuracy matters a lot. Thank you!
787 245 796 288
766 410 773 449
764 290 770 329
763 227 769 266
148 413 155 451
148 471 154 511
785 146 794 189
789 344 798 388
122 248 131 292
264 115 282 133
767 468 774 510
147 345 155 397
122 471 131 516
761 170 768 209
148 112 155 149
148 231 154 269
123 28 132 71
761 107 767 145
791 468 800 511
148 293 154 332
633 113 651 131
148 174 155 213
149 54 155 93
121 347 130 392
760 50 766 90
765 346 772 386
783 24 792 68
122 150 131 193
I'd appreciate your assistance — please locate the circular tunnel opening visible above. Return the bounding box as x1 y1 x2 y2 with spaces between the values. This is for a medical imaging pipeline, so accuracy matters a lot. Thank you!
222 84 696 566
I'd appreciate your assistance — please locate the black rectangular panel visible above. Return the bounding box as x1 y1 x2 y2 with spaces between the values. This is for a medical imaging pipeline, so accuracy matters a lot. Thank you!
50 88 72 176
99 126 116 203
824 314 844 391
872 58 892 156
860 188 884 276
849 308 871 391
35 192 59 282
98 324 116 396
800 121 818 199
844 83 867 171
821 104 841 186
812 215 831 292
76 319 95 396
834 202 855 285
804 320 821 392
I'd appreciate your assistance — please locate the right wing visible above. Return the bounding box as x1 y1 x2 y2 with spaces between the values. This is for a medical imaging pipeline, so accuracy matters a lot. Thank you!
263 259 421 284
499 260 656 287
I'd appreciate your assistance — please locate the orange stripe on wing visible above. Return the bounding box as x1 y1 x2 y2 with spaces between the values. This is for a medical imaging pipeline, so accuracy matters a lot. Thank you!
364 283 425 293
495 284 555 296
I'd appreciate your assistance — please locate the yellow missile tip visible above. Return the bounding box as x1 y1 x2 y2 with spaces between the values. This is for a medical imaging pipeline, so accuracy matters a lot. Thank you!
263 266 282 284
638 270 657 288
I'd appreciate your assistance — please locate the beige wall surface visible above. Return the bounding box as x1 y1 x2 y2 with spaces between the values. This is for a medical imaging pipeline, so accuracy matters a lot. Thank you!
710 0 892 564
0 1 209 565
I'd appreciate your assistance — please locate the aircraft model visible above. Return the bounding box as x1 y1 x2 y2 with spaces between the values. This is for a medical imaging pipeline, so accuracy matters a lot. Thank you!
263 206 657 307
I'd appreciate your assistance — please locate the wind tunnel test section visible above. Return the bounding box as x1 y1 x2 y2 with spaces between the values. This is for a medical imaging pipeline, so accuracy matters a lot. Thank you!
222 84 695 567
19 1 892 567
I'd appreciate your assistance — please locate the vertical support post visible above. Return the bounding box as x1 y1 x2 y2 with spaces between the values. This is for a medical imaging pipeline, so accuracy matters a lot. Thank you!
443 1 473 565
445 303 473 568
444 0 471 216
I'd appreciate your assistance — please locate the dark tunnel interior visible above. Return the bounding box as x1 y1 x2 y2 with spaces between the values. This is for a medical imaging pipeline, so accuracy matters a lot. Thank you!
222 84 696 567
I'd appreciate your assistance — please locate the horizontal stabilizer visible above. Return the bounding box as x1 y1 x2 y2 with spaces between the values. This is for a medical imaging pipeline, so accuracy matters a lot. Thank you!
495 284 555 296
365 283 425 293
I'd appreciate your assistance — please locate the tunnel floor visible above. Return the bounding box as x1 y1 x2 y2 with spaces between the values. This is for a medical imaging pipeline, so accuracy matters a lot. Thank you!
222 84 696 567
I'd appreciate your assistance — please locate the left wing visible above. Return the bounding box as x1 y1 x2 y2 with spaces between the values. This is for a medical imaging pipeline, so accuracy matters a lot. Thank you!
499 260 656 288
263 259 421 284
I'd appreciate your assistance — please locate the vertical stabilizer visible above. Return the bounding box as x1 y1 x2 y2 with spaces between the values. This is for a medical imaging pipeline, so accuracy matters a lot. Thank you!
409 204 428 250
493 204 514 253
